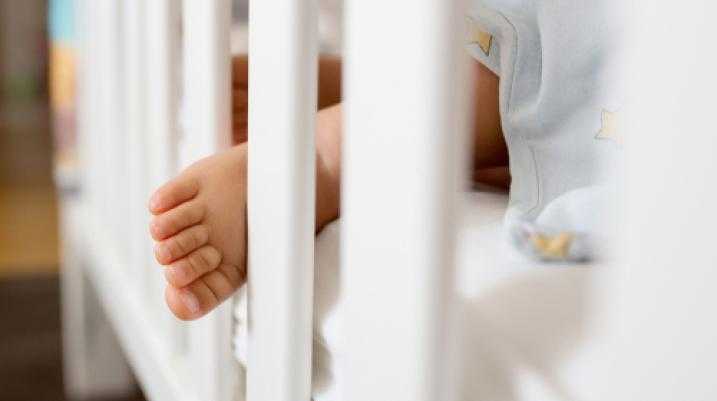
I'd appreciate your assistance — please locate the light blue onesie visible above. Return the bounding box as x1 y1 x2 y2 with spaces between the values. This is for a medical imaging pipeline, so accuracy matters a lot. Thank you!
466 0 625 262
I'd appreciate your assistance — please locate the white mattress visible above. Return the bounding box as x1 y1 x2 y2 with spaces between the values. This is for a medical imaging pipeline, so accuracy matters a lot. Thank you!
234 189 599 401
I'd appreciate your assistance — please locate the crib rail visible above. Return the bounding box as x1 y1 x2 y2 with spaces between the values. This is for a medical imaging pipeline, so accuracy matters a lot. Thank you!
63 0 717 400
145 0 184 355
123 0 149 312
182 2 238 400
72 0 466 400
246 0 318 400
73 1 237 401
341 1 468 400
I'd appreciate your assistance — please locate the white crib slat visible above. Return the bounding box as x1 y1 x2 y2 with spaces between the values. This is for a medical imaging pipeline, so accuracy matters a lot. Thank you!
145 0 186 356
95 0 124 244
145 0 180 209
181 0 232 164
67 2 137 395
76 0 101 218
123 0 149 291
341 0 467 400
247 0 318 399
181 2 238 401
607 4 717 399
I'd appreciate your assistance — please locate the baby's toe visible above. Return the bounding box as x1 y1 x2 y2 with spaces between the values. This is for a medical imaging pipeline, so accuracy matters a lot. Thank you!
149 200 205 241
165 286 203 321
149 175 199 214
164 245 221 288
165 263 244 320
154 224 210 265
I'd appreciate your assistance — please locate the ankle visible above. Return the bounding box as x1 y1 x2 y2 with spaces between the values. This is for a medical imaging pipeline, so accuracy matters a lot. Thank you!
315 105 342 231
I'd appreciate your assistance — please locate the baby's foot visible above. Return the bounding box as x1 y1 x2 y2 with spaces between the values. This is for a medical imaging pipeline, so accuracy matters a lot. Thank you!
149 144 248 320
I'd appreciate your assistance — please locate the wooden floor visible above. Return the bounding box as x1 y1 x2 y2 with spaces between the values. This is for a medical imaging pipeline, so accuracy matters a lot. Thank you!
0 274 146 401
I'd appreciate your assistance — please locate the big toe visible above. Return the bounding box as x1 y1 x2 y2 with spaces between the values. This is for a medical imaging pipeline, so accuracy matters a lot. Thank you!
165 286 203 321
165 263 245 321
150 175 199 215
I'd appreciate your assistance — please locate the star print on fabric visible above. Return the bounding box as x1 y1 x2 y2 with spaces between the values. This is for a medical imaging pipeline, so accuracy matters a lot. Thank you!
529 232 574 260
467 19 493 56
596 109 622 144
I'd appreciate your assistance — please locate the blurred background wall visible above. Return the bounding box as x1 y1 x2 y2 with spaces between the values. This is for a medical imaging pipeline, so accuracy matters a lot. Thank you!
0 0 59 276
0 1 70 400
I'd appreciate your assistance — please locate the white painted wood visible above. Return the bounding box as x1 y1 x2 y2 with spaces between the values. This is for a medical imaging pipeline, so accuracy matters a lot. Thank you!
74 0 99 214
123 0 151 293
181 2 238 401
65 198 201 401
341 1 468 400
62 2 136 398
181 0 232 164
603 3 717 400
80 0 109 225
71 0 238 400
60 197 136 400
246 0 319 399
145 0 181 192
145 0 187 353
96 0 126 250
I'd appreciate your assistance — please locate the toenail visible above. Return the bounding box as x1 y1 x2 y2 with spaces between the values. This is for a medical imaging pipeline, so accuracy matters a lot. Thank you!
149 196 160 212
164 266 184 286
154 243 170 263
180 290 201 315
150 220 162 237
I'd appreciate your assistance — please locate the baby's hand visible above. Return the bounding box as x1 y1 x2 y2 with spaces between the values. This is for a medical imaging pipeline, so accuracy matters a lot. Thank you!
149 145 248 320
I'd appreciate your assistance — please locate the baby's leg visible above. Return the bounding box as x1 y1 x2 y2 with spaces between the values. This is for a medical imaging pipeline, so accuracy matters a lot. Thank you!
149 145 248 320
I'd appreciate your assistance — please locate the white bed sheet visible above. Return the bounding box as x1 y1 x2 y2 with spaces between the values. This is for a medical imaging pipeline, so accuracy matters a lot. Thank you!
234 190 599 401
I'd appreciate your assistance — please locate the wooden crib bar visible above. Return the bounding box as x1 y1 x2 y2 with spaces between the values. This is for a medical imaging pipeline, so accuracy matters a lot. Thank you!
246 0 319 400
145 0 187 358
341 0 468 400
181 2 238 401
181 0 233 163
74 0 466 400
123 0 149 310
65 1 717 400
73 1 238 400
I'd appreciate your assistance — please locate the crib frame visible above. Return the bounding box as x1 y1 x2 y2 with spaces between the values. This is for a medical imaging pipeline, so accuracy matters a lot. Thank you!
60 0 717 401
64 1 239 401
62 0 466 400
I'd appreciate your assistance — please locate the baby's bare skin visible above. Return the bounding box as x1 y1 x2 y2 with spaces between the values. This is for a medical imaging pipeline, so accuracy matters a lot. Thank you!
149 145 248 320
149 55 505 320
